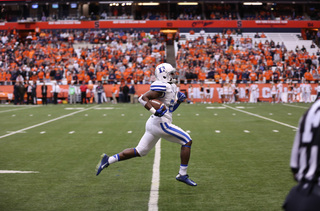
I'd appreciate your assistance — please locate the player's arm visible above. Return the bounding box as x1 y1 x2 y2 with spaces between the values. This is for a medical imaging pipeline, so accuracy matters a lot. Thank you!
138 90 166 116
172 92 186 112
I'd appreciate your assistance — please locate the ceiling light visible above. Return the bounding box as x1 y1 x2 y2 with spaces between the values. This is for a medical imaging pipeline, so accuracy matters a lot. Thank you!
177 2 198 5
138 2 159 6
243 2 263 5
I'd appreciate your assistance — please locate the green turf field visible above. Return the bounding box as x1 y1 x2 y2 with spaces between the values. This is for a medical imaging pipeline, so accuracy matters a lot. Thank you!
0 102 311 211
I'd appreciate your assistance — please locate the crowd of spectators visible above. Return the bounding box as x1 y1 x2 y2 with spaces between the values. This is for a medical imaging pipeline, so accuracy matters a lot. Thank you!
0 27 320 89
0 28 167 86
175 31 320 85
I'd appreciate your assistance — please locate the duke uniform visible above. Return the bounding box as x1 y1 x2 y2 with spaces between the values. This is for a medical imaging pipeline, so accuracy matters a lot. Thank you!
96 63 197 186
283 99 320 211
136 81 191 157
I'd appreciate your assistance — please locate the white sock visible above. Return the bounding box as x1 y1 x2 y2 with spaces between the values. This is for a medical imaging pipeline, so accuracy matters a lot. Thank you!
179 164 188 176
108 154 120 164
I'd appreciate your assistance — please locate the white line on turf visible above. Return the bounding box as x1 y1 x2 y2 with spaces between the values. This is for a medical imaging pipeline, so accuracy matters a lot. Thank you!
0 106 98 140
0 106 37 113
148 139 161 211
0 170 39 174
283 104 310 109
6 131 26 134
223 105 298 129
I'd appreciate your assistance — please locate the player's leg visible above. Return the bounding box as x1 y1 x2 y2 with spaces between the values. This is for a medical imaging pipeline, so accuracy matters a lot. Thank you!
159 122 197 186
96 130 159 176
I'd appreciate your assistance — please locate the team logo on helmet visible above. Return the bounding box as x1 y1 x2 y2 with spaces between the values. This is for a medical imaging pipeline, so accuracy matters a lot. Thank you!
155 63 176 83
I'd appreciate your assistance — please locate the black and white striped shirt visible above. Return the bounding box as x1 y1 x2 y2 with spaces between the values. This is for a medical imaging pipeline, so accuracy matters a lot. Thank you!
290 100 320 184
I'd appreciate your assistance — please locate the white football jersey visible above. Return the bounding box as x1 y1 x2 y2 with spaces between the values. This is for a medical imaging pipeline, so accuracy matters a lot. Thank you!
150 81 178 122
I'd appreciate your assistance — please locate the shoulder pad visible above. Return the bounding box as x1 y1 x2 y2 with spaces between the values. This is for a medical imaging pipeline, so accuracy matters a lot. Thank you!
150 81 167 92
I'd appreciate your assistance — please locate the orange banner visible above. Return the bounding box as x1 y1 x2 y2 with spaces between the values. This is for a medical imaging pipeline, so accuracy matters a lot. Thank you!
1 20 320 31
0 83 318 103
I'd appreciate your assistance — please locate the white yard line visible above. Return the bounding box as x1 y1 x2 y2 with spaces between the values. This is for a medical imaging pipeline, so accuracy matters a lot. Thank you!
0 106 37 113
148 139 161 211
223 105 298 129
283 104 310 109
0 170 39 174
0 106 98 140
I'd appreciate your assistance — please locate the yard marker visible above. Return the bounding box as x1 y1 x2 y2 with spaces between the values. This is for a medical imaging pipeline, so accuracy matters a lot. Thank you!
236 106 245 109
121 114 125 116
0 106 98 140
223 105 298 129
29 114 33 116
69 131 75 134
206 107 226 109
288 113 292 115
140 114 143 116
127 131 132 133
269 113 273 115
85 114 88 116
12 114 15 117
148 139 161 211
196 114 199 116
177 113 181 116
48 114 51 116
103 114 107 116
65 107 84 110
0 170 39 174
94 107 114 110
215 130 221 133
40 131 46 134
186 130 191 133
244 130 250 133
273 130 279 133
214 113 218 116
232 113 236 116
98 131 103 134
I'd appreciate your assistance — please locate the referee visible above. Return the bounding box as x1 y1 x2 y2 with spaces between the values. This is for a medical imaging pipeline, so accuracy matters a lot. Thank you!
283 99 320 211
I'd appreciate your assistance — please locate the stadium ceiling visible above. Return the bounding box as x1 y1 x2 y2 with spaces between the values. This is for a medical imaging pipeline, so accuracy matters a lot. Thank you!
0 0 319 3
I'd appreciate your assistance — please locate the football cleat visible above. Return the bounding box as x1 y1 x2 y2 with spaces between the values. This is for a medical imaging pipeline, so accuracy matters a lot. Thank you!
176 174 197 186
96 153 109 176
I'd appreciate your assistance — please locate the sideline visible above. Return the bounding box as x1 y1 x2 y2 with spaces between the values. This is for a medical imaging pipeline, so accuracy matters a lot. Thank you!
0 106 38 113
223 104 299 129
148 139 161 211
0 105 98 140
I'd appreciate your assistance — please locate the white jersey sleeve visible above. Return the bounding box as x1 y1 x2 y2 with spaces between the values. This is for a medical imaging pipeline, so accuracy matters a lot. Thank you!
150 81 167 92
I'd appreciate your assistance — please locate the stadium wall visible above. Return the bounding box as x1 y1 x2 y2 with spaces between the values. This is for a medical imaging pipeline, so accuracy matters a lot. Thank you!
1 20 320 32
0 84 318 103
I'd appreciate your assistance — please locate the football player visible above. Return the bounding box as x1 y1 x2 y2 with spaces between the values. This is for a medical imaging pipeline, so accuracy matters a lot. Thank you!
96 63 197 186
